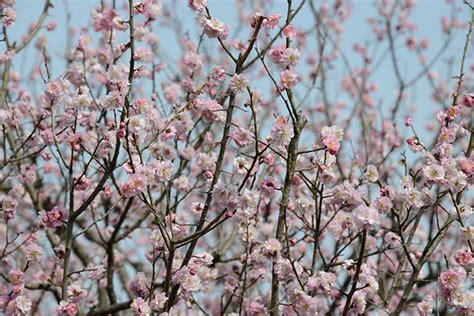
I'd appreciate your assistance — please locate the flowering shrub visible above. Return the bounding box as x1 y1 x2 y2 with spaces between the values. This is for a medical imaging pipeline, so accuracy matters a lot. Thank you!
0 0 473 315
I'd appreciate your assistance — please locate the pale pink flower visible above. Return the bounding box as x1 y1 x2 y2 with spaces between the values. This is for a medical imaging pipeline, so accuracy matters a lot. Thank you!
42 206 67 228
263 13 281 29
161 126 177 141
423 164 445 182
373 196 393 214
129 272 149 298
15 296 31 314
353 205 380 226
259 177 278 202
263 238 281 259
280 69 298 89
283 24 297 38
454 247 474 267
463 93 474 108
417 296 433 316
307 271 336 294
230 73 249 93
9 270 24 286
68 283 87 303
211 65 226 81
122 173 147 198
407 136 425 152
459 158 473 176
133 47 153 63
269 47 284 64
88 264 106 280
248 301 267 315
439 267 466 293
232 127 253 147
233 157 251 174
58 301 78 315
1 197 18 220
321 125 344 141
282 47 301 67
348 291 367 314
3 7 16 27
150 292 168 310
271 115 293 147
202 17 230 40
322 135 340 155
25 243 43 262
46 21 58 31
173 175 190 192
292 289 318 315
364 164 379 182
131 297 151 316
151 160 174 182
384 232 402 248
188 0 208 12
163 83 180 103
200 99 225 122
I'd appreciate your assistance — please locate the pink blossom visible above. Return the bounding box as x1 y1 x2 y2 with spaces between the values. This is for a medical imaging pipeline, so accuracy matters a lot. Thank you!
199 98 225 122
68 283 87 303
353 205 380 226
348 291 367 314
123 173 147 197
188 0 208 12
263 13 281 29
423 164 445 182
407 136 425 152
364 164 379 182
230 73 249 93
453 247 474 267
373 196 392 214
42 206 67 228
58 301 78 316
15 296 31 314
88 264 106 280
163 83 180 103
322 135 341 155
131 297 151 315
1 197 18 220
307 271 337 294
259 177 278 201
282 48 301 67
384 232 401 248
25 243 43 262
150 292 168 310
283 24 297 38
3 7 16 27
459 158 473 176
232 127 253 147
129 272 149 298
417 297 433 316
439 267 466 293
211 65 227 81
280 69 299 89
9 270 25 285
46 21 58 31
202 17 230 40
263 238 281 259
248 301 267 315
463 93 474 108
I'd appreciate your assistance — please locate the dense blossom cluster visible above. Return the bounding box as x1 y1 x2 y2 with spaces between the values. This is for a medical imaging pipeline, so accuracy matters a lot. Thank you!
0 0 473 315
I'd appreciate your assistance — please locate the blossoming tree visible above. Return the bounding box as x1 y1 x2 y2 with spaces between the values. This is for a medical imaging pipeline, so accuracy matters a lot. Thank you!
1 0 473 315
